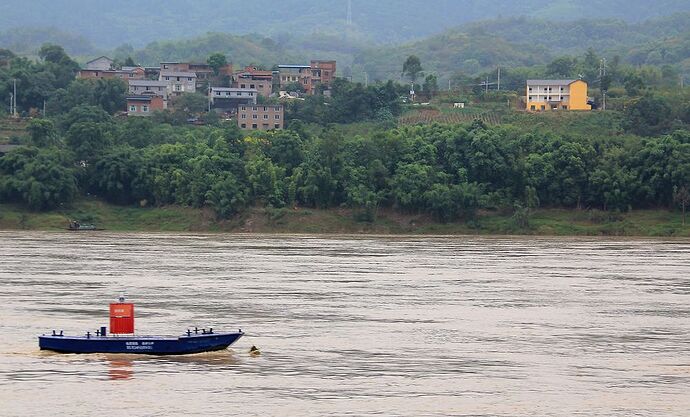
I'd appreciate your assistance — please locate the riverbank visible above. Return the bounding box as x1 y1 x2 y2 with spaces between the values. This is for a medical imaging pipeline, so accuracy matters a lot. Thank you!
0 199 688 236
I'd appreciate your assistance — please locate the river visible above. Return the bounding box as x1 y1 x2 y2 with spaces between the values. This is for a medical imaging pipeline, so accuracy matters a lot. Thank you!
0 232 688 416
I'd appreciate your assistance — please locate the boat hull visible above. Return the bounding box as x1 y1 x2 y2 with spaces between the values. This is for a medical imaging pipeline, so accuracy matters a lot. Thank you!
38 332 243 355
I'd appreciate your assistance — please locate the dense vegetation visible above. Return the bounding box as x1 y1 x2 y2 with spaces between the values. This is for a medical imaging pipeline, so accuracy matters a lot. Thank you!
2 111 690 225
355 13 690 82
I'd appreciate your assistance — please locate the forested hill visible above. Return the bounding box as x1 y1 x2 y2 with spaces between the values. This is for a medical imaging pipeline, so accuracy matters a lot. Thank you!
354 13 690 82
1 0 689 48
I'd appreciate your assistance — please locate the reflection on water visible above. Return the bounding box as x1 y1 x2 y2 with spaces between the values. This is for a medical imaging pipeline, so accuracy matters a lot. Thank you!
108 359 133 381
0 232 689 416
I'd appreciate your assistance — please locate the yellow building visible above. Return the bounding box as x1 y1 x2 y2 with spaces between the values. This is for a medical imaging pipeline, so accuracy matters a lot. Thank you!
526 79 591 111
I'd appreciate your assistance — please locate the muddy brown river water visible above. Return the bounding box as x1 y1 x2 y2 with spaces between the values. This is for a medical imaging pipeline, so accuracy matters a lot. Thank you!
0 232 688 416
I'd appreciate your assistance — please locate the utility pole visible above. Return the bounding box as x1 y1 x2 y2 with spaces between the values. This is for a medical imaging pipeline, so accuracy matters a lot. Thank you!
8 93 12 116
364 71 368 88
599 58 607 111
12 78 18 118
43 99 46 117
448 79 451 91
485 76 489 94
497 67 501 91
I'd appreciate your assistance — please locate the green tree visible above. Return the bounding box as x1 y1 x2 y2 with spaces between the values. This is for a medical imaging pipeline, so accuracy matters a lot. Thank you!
546 56 578 78
0 147 77 210
674 185 690 225
422 74 439 97
207 53 228 75
27 118 58 147
402 55 423 83
623 94 673 136
66 122 111 161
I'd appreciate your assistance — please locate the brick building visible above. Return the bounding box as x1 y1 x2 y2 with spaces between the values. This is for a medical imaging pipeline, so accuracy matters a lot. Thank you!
233 66 273 98
237 105 284 130
126 95 166 116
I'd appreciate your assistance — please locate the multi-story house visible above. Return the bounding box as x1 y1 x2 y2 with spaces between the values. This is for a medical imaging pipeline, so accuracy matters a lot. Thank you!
525 79 591 111
85 56 114 71
233 66 273 98
128 80 169 101
126 95 166 116
209 87 258 112
159 71 197 96
237 105 284 130
310 60 336 90
277 65 313 94
78 66 145 81
277 61 337 95
160 62 233 89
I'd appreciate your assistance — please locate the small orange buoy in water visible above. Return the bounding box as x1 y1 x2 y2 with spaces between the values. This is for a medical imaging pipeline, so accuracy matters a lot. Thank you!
249 345 261 356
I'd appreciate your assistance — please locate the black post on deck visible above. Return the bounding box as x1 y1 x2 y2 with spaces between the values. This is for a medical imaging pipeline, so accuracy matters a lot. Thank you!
101 326 107 337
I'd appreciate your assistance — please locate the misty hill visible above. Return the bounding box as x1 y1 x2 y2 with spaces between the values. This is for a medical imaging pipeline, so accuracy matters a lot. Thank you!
354 13 690 82
1 0 689 49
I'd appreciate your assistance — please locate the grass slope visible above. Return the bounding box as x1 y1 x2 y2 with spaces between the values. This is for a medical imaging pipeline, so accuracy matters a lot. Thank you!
1 199 687 237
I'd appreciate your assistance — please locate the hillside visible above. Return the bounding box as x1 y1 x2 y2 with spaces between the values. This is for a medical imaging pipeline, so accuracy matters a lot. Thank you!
354 13 690 82
0 0 689 49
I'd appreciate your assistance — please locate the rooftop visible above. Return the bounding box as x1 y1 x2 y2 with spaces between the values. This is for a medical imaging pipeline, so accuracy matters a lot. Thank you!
526 79 581 86
128 80 168 87
160 71 197 78
211 87 259 93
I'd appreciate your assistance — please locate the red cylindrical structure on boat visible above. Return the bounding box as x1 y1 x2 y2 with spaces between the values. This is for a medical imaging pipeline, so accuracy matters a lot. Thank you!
109 303 134 334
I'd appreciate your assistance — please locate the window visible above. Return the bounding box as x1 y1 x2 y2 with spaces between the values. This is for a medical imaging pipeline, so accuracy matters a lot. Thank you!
165 76 170 80
216 91 221 96
252 124 257 129
263 123 269 129
530 105 535 111
528 87 532 91
163 64 169 69
241 106 246 111
274 107 280 111
252 114 258 119
252 107 257 111
175 85 182 91
241 84 246 88
142 105 149 112
188 77 192 81
237 92 242 96
540 105 545 110
176 77 180 81
250 84 255 89
274 124 280 129
241 123 246 129
249 92 254 96
146 86 150 91
563 105 568 110
130 105 137 112
241 114 247 119
129 73 134 78
275 114 280 119
263 114 269 119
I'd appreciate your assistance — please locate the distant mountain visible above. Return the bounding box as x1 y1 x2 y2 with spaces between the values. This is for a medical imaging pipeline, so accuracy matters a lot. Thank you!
354 13 690 82
1 0 689 49
0 27 97 57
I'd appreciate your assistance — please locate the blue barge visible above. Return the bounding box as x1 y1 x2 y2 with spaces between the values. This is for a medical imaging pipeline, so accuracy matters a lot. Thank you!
39 329 243 355
38 296 243 355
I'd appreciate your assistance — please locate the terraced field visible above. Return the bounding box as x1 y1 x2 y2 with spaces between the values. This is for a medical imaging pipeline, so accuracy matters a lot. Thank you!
399 108 503 126
0 117 28 142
